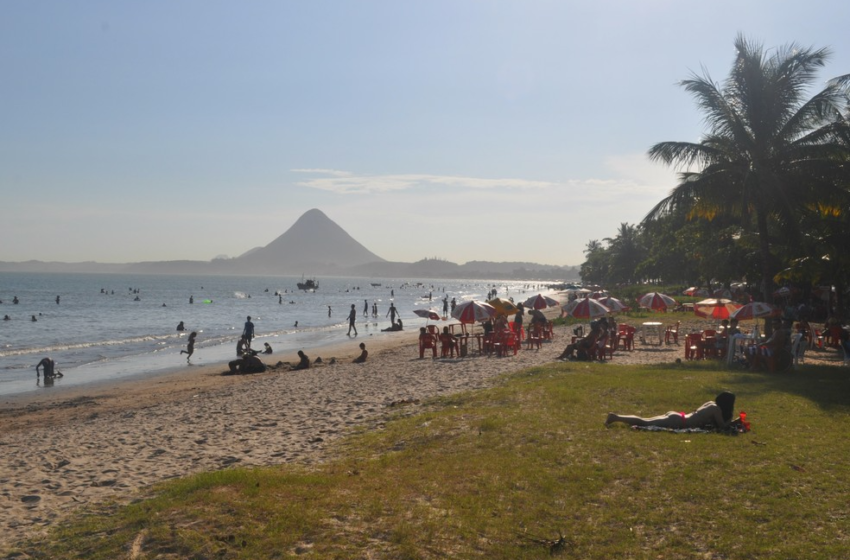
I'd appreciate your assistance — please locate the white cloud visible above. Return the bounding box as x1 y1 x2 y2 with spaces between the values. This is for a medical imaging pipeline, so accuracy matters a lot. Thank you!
292 170 557 194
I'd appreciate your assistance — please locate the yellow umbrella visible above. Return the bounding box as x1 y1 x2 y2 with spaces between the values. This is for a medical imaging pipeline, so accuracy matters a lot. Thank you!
487 297 519 316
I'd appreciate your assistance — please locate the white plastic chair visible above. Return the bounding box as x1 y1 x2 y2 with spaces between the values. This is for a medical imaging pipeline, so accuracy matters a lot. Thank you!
790 333 806 367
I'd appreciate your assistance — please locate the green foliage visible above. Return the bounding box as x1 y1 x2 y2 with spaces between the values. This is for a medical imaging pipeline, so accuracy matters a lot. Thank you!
17 363 850 559
582 36 850 308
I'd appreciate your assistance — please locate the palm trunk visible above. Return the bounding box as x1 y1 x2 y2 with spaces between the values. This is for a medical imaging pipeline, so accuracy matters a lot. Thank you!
756 208 774 335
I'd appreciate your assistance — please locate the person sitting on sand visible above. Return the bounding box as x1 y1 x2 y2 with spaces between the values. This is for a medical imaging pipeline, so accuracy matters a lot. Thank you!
263 342 273 354
381 320 403 332
180 332 197 361
176 321 185 332
353 342 368 363
236 335 256 357
605 392 736 430
228 354 266 375
291 350 310 371
36 357 63 378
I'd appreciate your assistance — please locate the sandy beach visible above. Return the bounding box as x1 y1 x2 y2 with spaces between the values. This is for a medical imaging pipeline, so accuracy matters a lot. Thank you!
1 317 844 551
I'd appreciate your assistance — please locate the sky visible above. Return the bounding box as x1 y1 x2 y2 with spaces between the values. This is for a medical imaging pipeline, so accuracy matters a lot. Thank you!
2 1 850 267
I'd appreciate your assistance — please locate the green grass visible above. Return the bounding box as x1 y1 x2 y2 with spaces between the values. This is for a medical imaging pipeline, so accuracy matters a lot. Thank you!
15 362 850 559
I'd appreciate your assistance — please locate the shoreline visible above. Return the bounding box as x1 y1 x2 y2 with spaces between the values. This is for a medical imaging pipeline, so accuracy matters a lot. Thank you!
2 314 845 551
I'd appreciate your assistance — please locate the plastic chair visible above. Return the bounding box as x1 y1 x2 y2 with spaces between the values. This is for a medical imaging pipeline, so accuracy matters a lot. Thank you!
543 321 554 341
419 334 438 358
665 321 680 344
618 326 636 351
684 333 704 360
440 333 457 358
526 325 543 350
790 333 806 366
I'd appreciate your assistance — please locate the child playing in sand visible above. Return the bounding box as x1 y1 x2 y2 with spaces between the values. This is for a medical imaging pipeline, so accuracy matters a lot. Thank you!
353 342 368 363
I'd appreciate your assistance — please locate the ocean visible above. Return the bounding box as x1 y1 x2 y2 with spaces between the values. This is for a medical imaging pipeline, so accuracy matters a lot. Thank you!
0 272 565 397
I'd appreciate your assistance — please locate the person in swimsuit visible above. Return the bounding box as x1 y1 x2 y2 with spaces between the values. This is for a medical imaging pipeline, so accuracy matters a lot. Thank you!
605 392 736 429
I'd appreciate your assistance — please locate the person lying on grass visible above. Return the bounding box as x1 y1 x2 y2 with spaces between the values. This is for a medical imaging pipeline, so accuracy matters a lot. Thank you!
605 392 736 429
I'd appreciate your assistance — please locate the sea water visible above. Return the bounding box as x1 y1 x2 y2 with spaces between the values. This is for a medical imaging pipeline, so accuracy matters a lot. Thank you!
0 272 563 397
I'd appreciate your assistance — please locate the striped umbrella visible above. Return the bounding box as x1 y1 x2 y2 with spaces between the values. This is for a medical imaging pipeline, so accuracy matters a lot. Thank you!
731 302 780 321
523 294 559 310
451 300 496 324
638 292 677 311
694 298 742 319
561 298 611 319
597 296 629 312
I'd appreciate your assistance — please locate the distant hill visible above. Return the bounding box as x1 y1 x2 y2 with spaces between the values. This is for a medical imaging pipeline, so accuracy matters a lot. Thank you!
233 208 386 274
0 209 579 280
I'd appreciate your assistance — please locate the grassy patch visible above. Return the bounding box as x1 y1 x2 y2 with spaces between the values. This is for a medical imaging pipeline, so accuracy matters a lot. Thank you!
16 363 850 559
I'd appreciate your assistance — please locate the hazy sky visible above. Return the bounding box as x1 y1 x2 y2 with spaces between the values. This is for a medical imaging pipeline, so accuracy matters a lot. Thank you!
3 1 849 267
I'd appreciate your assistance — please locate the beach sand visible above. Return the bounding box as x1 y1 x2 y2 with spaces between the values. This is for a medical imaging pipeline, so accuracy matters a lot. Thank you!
1 317 844 551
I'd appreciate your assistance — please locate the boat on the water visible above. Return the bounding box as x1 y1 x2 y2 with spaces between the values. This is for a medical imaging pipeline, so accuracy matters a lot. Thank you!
297 277 319 291
370 282 381 287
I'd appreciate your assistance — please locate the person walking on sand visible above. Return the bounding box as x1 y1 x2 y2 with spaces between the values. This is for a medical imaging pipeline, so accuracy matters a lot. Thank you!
180 331 197 361
347 304 358 336
353 342 368 363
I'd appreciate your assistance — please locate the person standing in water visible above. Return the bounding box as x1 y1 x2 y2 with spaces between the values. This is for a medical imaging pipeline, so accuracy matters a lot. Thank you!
243 316 255 347
347 304 358 336
36 357 63 378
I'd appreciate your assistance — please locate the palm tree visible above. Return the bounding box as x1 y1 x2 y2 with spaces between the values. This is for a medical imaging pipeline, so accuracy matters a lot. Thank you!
643 34 850 302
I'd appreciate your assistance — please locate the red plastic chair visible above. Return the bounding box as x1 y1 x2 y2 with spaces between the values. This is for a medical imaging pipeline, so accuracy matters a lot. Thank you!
419 334 438 358
684 333 704 360
526 325 543 350
439 333 457 357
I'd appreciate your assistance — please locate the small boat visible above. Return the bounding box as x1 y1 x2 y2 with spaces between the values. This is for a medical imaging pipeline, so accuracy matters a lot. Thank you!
371 282 382 287
297 277 319 291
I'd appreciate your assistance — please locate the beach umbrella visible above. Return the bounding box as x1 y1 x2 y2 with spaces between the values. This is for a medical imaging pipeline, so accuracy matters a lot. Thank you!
597 296 629 312
451 300 496 324
638 292 677 311
683 287 710 297
523 294 559 310
487 297 519 316
712 288 733 299
413 308 441 324
773 286 793 298
731 302 780 321
561 298 611 319
694 298 742 319
590 291 609 299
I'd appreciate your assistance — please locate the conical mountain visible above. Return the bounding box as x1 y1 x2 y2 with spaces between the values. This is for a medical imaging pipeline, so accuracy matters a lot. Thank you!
236 209 386 274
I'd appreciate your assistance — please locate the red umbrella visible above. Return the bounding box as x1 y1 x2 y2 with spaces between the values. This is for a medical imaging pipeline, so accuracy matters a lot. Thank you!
451 300 496 324
561 298 611 319
597 296 629 312
731 302 780 321
523 294 559 310
638 292 677 311
683 287 711 297
413 308 441 324
712 288 733 299
694 298 742 319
